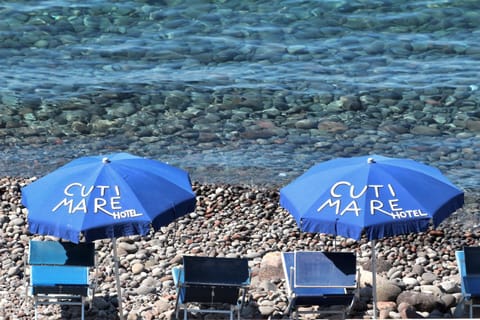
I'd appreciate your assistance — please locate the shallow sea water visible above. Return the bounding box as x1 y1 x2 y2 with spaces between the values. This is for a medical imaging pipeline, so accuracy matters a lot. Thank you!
0 0 479 190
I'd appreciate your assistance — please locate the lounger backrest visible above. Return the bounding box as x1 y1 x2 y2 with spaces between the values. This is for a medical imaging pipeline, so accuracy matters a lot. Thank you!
29 240 95 266
294 251 357 288
182 256 250 286
464 246 480 275
28 240 95 288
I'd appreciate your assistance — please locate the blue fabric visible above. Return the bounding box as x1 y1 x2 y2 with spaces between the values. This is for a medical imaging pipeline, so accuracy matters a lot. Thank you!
29 241 68 265
173 257 250 307
464 277 480 296
456 250 480 297
31 265 89 286
457 251 466 279
29 240 95 266
464 247 480 275
282 252 353 297
182 256 250 286
293 251 356 288
280 155 464 241
22 152 196 243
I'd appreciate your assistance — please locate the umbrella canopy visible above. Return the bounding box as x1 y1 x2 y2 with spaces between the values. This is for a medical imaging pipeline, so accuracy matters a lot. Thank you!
21 152 196 320
280 154 464 241
22 152 196 243
280 154 464 318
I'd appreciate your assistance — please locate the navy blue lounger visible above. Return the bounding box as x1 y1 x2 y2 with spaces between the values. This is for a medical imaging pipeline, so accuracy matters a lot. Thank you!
172 256 250 320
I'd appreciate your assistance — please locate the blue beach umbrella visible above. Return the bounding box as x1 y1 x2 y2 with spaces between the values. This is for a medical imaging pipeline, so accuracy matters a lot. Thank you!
280 154 464 318
21 152 196 320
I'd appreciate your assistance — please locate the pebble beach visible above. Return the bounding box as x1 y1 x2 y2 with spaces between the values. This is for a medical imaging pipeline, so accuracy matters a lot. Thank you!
1 177 479 319
1 0 480 318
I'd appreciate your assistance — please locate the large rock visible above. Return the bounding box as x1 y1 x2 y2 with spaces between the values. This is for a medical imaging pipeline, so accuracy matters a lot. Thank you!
396 291 446 313
358 265 389 288
398 302 421 319
256 251 284 282
377 282 403 302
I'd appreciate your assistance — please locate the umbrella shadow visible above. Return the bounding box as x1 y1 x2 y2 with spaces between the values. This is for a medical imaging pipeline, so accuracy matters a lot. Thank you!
57 294 122 320
88 294 123 319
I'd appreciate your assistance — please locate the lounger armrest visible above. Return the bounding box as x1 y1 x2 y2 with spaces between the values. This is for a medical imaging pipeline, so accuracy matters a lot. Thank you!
172 266 184 288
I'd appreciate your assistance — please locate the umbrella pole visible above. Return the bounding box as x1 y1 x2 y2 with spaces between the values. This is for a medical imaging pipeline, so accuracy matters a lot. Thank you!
372 239 377 320
112 237 125 320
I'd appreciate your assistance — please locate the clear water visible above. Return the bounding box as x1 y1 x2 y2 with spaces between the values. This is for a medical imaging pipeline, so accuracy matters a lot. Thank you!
0 0 479 189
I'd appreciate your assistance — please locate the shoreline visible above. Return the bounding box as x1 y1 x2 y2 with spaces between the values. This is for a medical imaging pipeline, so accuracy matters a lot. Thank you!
1 177 479 319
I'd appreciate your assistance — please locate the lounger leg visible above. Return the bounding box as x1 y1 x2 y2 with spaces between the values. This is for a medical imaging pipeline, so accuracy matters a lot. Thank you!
174 297 179 319
34 297 38 320
81 297 85 320
183 308 187 320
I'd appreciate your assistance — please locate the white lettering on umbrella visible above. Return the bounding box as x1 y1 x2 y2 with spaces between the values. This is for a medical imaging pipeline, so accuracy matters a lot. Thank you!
317 198 341 213
317 199 362 216
330 181 390 199
340 200 362 216
52 198 75 213
370 200 393 216
109 209 143 219
51 183 143 220
72 199 87 213
63 183 120 197
51 198 89 214
370 199 402 214
388 184 396 196
316 181 429 220
93 197 122 214
389 209 429 219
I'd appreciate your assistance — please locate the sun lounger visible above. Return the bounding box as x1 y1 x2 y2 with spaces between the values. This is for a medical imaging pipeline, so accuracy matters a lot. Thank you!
172 255 250 320
27 240 96 320
282 251 358 319
456 247 480 318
